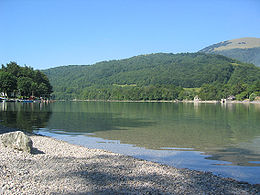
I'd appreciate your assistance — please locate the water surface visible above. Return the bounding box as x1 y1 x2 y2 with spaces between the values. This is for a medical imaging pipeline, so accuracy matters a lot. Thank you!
0 101 259 184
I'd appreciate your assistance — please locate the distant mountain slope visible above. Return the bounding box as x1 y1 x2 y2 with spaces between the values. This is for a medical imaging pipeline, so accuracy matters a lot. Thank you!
199 37 260 66
43 53 260 99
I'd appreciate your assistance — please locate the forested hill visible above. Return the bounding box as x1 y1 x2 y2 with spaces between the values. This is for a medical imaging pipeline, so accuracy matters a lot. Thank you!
43 53 260 100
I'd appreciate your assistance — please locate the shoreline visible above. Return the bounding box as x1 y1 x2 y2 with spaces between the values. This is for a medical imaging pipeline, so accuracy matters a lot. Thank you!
65 99 260 104
2 98 260 104
0 125 259 194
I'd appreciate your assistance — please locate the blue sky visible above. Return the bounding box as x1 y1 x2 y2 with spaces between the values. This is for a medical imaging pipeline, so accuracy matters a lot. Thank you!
0 0 260 69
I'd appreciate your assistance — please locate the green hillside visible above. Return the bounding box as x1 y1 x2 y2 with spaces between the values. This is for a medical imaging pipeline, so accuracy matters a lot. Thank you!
200 37 260 66
43 53 260 100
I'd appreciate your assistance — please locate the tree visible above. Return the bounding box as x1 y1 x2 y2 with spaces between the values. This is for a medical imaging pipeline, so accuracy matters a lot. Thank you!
34 70 53 96
0 71 17 97
1 62 53 98
2 62 21 77
198 84 220 100
38 83 49 97
17 77 33 97
31 82 38 97
231 83 247 95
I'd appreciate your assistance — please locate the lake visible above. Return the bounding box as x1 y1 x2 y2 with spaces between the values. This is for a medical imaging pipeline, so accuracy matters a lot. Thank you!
0 101 260 184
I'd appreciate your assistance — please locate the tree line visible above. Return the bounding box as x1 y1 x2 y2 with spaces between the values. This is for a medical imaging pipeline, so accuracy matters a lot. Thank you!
0 62 53 98
51 82 260 101
198 81 260 101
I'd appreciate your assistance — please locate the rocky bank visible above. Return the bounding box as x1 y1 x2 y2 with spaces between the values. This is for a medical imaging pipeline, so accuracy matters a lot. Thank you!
0 125 259 194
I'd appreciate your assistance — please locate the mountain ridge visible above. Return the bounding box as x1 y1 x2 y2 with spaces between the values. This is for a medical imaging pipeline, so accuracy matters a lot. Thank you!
199 37 260 66
42 52 260 100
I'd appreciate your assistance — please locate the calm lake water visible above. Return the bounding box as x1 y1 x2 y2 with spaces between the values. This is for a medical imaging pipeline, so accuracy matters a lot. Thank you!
0 101 260 184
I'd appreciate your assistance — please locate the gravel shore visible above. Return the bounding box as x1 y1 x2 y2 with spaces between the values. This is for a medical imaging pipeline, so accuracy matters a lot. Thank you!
0 126 259 194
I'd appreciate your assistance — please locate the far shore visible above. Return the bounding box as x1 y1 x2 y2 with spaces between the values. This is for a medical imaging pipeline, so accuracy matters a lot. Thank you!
0 124 260 194
2 98 260 104
66 99 260 104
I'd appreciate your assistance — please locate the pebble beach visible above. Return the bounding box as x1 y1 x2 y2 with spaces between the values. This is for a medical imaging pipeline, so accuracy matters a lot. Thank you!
0 125 259 195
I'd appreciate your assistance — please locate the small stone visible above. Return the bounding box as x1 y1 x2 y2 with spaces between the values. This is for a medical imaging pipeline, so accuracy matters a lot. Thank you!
0 131 33 153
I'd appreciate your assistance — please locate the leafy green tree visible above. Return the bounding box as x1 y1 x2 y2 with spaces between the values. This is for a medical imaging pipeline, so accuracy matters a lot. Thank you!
2 62 21 77
37 83 48 97
1 62 53 98
249 93 257 101
17 77 33 97
0 71 17 97
231 83 247 95
236 91 248 101
31 82 38 97
178 89 196 100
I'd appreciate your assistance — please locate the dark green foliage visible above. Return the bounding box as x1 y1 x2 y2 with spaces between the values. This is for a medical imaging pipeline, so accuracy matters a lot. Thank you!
43 52 260 100
62 85 183 101
178 89 197 100
249 93 257 101
213 47 260 67
0 62 53 98
17 77 34 97
198 81 260 101
0 71 17 97
228 62 260 84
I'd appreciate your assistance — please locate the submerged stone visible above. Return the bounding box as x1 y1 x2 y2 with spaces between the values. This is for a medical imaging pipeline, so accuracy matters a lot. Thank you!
0 131 33 153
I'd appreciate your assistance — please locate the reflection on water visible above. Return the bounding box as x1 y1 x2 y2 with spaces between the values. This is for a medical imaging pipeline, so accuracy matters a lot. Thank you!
0 102 52 133
0 101 260 183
